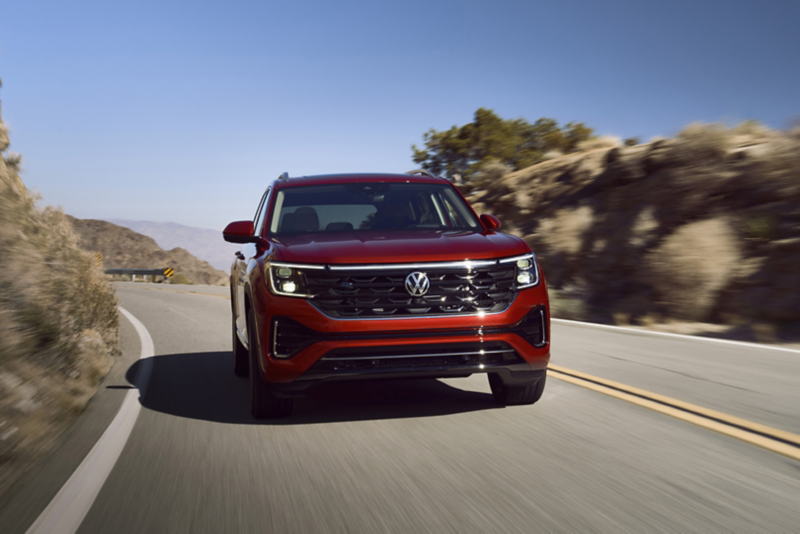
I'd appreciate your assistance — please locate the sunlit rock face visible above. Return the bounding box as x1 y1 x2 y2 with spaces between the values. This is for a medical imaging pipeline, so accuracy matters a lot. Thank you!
466 123 800 327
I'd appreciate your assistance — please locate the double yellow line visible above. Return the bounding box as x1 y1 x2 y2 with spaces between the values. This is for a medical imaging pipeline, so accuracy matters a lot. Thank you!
123 283 800 459
548 364 800 461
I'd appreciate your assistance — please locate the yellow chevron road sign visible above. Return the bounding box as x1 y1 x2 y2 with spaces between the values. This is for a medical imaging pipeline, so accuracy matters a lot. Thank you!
163 268 175 278
96 253 102 268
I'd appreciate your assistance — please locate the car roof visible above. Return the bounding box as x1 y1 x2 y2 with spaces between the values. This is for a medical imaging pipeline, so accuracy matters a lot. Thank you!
273 173 449 188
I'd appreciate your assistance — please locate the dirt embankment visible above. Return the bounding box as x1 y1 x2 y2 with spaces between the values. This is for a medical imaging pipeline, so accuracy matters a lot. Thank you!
467 123 800 336
0 109 119 497
68 217 228 286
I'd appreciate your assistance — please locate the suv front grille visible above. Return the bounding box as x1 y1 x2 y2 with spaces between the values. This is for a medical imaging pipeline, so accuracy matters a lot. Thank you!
305 263 517 318
311 341 521 373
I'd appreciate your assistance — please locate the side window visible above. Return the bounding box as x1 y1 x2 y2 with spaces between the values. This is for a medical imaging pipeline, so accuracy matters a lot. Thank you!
254 187 271 236
440 195 468 227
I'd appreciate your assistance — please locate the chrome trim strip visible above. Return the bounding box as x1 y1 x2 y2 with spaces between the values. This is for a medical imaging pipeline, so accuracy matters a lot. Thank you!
328 259 498 271
322 349 514 361
269 261 327 270
498 253 535 264
272 320 291 359
539 308 548 347
267 254 534 272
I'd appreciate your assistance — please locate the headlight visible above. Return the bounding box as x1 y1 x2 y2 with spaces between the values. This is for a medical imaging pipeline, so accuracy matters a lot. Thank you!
265 262 322 298
500 253 540 289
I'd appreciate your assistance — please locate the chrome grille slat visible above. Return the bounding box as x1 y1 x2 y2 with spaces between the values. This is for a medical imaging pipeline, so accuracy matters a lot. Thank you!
306 262 517 318
310 341 523 373
321 349 514 361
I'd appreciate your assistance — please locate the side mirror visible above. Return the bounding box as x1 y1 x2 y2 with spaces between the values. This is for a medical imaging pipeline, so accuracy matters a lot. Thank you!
480 214 501 231
223 220 258 244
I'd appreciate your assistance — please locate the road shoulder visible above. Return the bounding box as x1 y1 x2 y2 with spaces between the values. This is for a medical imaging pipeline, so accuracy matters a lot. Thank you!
0 312 142 533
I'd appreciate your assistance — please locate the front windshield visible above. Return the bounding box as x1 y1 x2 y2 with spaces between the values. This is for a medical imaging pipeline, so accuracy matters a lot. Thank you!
268 182 481 235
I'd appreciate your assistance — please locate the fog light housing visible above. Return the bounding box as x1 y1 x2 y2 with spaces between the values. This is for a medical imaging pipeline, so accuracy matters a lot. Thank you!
517 272 533 285
281 281 297 293
515 307 548 348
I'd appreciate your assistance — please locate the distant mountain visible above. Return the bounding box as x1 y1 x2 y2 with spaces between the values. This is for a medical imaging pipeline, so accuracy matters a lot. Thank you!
105 219 239 271
68 217 228 285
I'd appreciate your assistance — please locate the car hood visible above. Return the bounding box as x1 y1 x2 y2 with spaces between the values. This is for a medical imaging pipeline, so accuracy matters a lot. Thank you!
271 230 528 265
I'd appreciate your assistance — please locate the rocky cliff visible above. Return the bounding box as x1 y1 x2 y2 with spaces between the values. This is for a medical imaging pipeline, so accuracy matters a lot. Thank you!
467 123 800 331
67 217 228 286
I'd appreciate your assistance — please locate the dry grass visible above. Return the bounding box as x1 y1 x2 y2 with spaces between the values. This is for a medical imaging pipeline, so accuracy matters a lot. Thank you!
470 159 512 190
471 121 800 329
643 218 741 321
576 136 621 151
168 273 194 285
0 124 118 497
533 205 594 256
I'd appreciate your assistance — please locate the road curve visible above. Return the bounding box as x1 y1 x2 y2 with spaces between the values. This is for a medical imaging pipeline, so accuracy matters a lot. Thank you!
4 282 800 533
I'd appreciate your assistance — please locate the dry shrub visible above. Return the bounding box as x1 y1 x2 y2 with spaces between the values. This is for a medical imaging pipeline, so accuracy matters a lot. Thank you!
629 206 659 248
474 119 800 329
471 159 511 189
732 120 773 139
671 123 732 164
643 218 741 321
535 205 594 256
0 123 118 497
168 273 194 285
576 136 620 151
548 286 589 320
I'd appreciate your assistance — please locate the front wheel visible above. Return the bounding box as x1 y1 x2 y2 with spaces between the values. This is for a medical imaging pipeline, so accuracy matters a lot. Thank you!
247 312 293 419
489 374 546 405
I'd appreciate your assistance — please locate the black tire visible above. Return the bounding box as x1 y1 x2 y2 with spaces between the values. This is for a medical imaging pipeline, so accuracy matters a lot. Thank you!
488 374 546 406
247 312 293 419
232 314 249 377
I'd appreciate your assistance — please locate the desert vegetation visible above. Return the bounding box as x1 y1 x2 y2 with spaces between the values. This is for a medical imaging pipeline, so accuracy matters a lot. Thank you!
412 108 595 181
0 101 118 496
68 217 228 286
456 121 800 336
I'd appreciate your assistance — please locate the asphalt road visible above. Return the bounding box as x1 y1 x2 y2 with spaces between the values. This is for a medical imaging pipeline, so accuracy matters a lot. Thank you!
2 282 799 533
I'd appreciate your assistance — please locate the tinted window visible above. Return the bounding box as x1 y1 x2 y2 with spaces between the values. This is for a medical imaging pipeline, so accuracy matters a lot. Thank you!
269 183 480 235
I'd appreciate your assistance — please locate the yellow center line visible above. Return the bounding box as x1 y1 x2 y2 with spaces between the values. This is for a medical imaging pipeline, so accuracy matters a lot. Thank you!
548 364 800 461
113 280 800 459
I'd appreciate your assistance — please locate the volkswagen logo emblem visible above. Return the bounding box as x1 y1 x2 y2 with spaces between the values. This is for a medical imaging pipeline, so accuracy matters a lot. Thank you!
405 272 430 297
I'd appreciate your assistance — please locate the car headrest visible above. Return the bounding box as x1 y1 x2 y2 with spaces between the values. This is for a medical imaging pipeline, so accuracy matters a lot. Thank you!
326 222 354 232
283 207 319 233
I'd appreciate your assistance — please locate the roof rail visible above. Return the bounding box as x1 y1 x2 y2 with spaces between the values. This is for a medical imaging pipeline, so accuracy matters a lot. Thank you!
405 169 437 178
278 172 290 181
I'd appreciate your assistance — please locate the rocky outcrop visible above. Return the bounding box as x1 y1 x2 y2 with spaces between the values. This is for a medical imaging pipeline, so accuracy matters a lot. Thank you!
467 124 800 328
67 217 228 286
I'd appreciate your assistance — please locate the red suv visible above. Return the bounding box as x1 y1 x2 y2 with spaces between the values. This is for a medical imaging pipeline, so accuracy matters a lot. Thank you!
223 172 550 418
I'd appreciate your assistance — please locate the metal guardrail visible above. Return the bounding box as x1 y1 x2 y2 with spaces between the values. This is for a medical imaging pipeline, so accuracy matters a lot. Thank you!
105 268 175 279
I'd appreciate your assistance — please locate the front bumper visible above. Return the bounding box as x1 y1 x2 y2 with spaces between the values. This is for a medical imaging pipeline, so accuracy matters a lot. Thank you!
251 281 550 386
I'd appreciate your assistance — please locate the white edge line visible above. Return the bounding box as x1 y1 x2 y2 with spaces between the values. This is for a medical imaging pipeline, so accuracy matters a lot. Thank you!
27 307 154 534
551 318 800 354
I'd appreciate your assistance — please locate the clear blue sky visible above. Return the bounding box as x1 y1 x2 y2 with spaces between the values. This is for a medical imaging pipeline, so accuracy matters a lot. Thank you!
1 0 798 230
